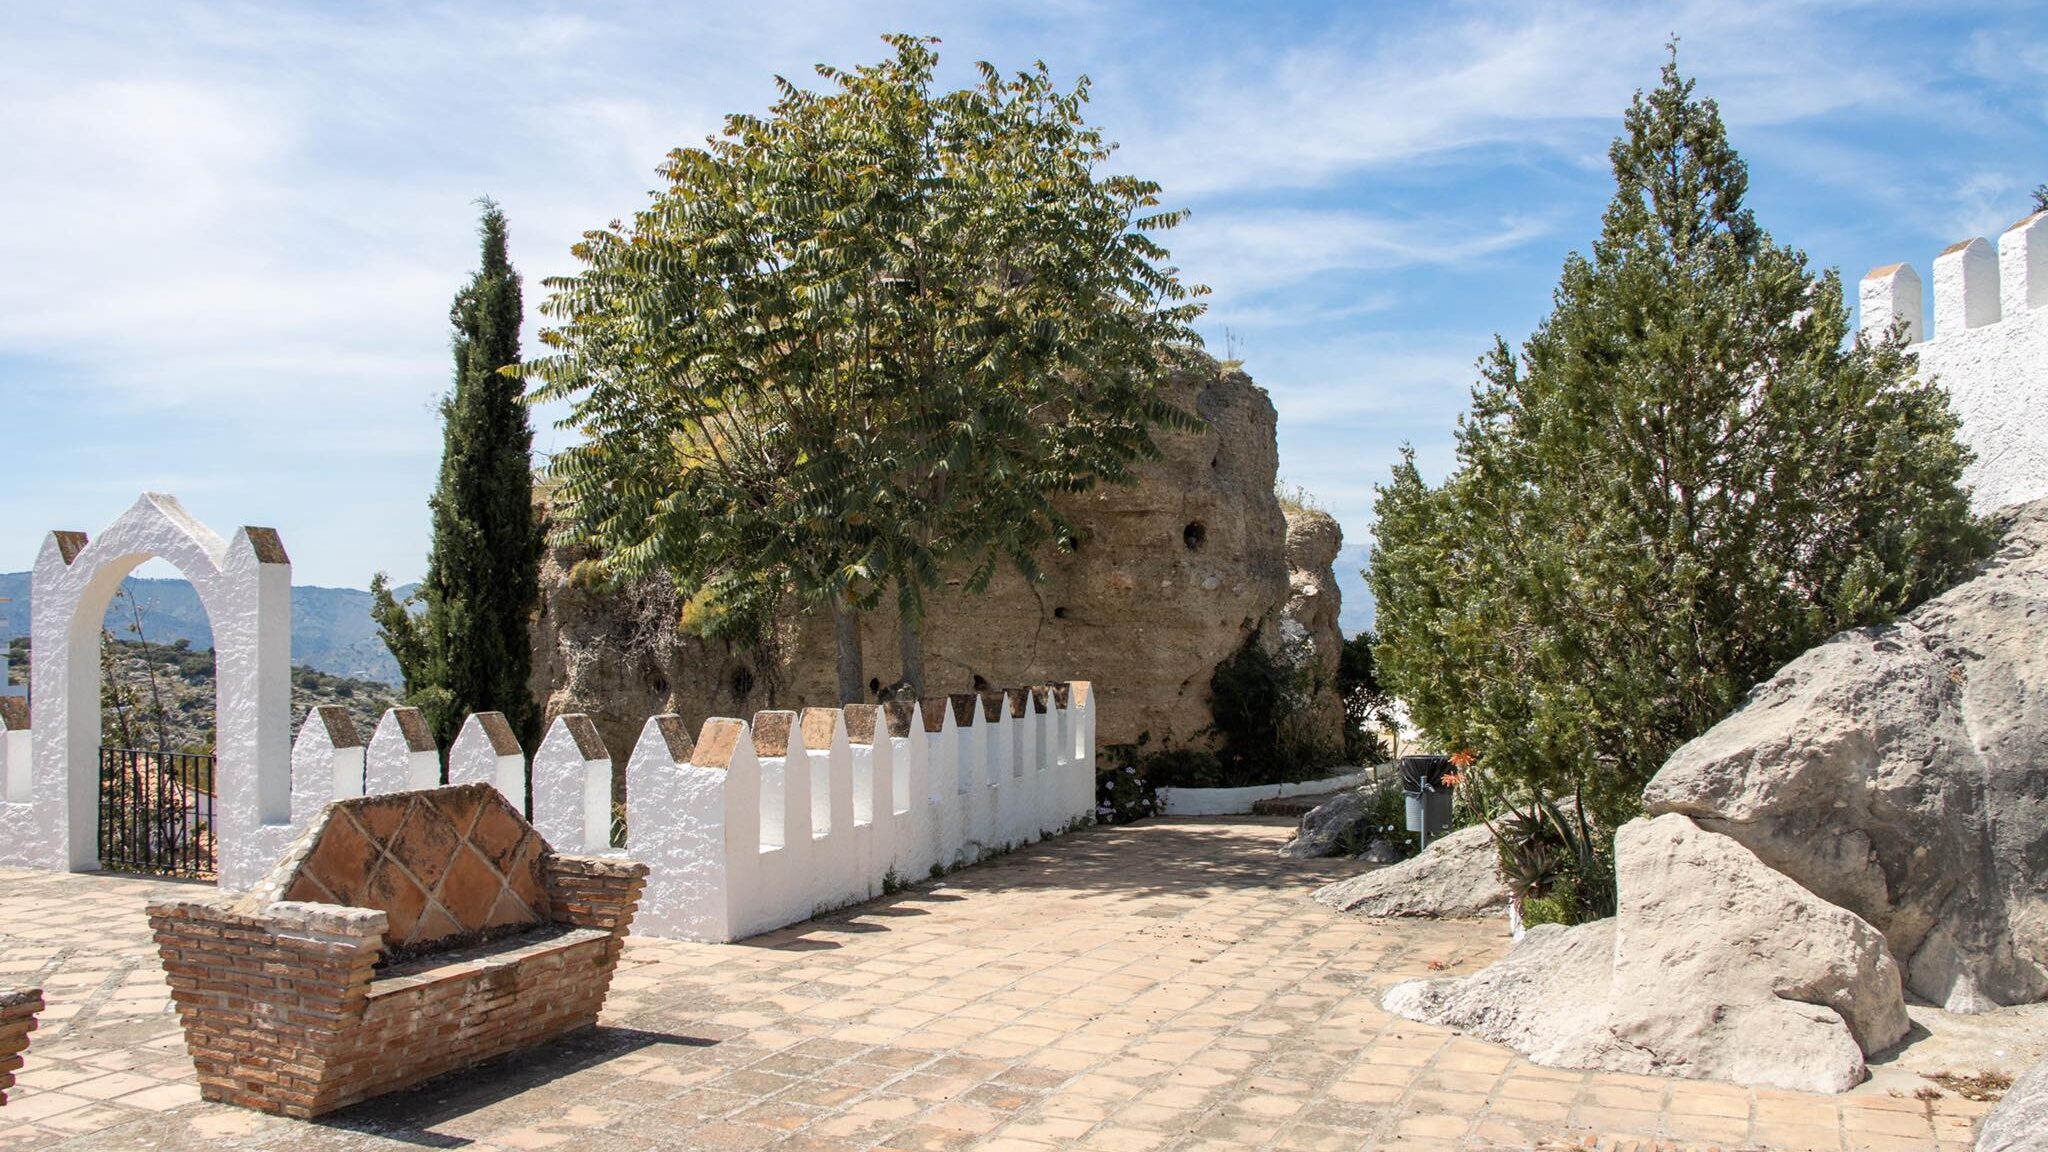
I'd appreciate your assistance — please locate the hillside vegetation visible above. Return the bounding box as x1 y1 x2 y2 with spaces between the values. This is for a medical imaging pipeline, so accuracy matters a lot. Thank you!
7 635 398 753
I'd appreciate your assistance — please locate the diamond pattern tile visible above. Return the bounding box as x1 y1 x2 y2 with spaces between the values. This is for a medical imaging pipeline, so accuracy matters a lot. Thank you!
263 783 554 957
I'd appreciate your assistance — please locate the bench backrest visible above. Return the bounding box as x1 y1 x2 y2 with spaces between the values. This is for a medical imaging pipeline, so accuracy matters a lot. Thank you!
250 782 551 954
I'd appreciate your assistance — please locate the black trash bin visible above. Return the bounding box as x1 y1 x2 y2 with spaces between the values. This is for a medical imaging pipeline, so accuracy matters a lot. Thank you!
1399 755 1455 850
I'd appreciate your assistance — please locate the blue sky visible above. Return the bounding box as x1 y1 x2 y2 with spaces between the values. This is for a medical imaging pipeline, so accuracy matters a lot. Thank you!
3 2 2044 632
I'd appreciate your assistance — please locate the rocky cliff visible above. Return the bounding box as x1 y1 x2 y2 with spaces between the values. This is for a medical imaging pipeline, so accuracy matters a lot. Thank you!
529 363 1344 762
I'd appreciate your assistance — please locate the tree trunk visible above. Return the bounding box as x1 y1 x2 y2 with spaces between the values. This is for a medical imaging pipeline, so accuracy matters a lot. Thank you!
828 593 865 705
897 606 926 699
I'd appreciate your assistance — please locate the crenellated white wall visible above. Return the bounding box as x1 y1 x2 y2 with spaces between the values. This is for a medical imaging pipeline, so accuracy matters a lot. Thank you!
3 491 1103 936
1860 211 2048 512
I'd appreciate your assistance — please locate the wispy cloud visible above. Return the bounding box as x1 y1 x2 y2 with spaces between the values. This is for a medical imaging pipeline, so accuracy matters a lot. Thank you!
2 2 2042 584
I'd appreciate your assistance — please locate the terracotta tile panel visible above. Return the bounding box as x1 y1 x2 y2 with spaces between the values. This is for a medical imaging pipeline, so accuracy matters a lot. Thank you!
484 888 536 931
389 798 459 891
502 834 550 917
303 815 378 907
364 857 429 946
436 844 505 936
470 804 528 874
430 788 485 843
354 795 411 847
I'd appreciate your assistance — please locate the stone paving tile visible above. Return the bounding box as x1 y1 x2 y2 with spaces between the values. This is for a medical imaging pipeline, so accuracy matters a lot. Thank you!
0 816 2006 1152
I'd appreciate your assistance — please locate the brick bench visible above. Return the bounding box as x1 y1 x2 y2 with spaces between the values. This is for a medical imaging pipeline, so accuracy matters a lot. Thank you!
149 783 647 1118
0 988 43 1106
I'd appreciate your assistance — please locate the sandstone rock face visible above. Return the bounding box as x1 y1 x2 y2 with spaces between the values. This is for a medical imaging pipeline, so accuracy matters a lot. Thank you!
1644 498 2048 1012
1977 1055 2048 1152
530 366 1344 762
1279 788 1372 859
1312 824 1507 918
1384 814 1910 1094
1280 507 1346 750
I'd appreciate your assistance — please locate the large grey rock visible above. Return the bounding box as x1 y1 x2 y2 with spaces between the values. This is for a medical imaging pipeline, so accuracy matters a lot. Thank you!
1644 498 2048 1012
1385 814 1909 1093
1279 789 1372 859
1978 1056 2048 1152
1312 824 1506 917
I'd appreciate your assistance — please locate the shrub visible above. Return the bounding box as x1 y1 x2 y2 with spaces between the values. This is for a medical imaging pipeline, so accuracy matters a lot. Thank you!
1209 630 1338 787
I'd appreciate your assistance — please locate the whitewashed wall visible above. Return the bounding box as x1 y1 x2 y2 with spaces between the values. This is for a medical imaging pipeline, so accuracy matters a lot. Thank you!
1861 211 2048 512
261 682 1096 943
0 494 295 888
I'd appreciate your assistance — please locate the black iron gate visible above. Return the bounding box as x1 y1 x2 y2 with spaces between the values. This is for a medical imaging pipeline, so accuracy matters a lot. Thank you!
98 747 217 880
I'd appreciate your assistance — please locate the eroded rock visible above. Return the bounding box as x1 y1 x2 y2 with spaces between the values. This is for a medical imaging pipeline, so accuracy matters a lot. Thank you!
1644 498 2048 1012
1312 824 1506 918
531 363 1344 760
1384 814 1909 1094
1977 1056 2048 1152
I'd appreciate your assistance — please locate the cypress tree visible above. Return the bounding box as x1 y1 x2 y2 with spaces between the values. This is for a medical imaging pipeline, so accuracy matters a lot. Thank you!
373 200 542 754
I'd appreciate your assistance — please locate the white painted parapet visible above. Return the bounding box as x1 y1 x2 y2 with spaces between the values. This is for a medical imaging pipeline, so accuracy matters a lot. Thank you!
449 711 526 813
603 682 1097 943
365 707 438 794
625 714 726 940
1860 212 2048 511
532 713 613 854
0 698 28 805
290 706 364 822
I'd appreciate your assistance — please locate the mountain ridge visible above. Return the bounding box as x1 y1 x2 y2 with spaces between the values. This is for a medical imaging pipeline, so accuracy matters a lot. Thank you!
0 571 405 686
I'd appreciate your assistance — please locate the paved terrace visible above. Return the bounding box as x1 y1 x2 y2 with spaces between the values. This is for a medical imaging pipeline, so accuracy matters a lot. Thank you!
0 817 2014 1152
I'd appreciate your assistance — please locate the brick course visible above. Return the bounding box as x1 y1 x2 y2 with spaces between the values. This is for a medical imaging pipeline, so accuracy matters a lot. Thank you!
148 785 647 1118
0 987 42 1105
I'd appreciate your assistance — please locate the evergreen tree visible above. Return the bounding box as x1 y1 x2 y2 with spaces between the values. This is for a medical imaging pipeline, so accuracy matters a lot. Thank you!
373 201 542 753
1369 55 1986 858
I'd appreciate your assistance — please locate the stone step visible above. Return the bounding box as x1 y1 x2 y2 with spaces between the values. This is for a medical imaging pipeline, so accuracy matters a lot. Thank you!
1251 791 1343 818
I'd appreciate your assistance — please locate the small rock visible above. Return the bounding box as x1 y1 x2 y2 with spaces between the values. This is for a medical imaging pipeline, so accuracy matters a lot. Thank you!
1278 790 1373 859
1361 837 1402 864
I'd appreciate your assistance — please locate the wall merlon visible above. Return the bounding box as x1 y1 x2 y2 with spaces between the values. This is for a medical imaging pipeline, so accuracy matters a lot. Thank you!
842 704 880 745
751 710 795 757
2002 211 2048 316
1934 235 2001 337
799 707 843 751
691 718 744 769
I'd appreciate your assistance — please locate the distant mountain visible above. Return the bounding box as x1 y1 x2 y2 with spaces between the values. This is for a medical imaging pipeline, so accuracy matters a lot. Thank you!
0 572 408 686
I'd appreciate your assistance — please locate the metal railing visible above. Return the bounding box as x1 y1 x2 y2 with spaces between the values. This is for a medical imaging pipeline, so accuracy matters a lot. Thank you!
97 747 217 880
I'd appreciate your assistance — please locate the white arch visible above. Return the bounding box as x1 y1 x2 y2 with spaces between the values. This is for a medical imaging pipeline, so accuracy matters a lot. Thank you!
0 493 293 888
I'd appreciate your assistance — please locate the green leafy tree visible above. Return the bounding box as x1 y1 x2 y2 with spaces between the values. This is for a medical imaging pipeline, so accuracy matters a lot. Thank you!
1369 56 1987 863
2033 183 2047 213
530 35 1206 703
373 201 543 753
1337 631 1396 763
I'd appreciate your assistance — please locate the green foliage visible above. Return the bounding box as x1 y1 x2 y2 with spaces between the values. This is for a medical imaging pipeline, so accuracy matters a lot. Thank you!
1337 631 1395 765
373 201 543 753
1473 780 1616 926
527 35 1207 702
2034 183 2047 213
1208 630 1338 787
1368 54 1989 859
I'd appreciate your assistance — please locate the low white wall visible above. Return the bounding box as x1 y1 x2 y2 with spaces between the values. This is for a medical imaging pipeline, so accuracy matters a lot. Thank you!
1157 765 1383 816
263 680 1098 943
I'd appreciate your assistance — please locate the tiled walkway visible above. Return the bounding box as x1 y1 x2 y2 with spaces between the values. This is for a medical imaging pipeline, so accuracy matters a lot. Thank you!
0 817 2025 1151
